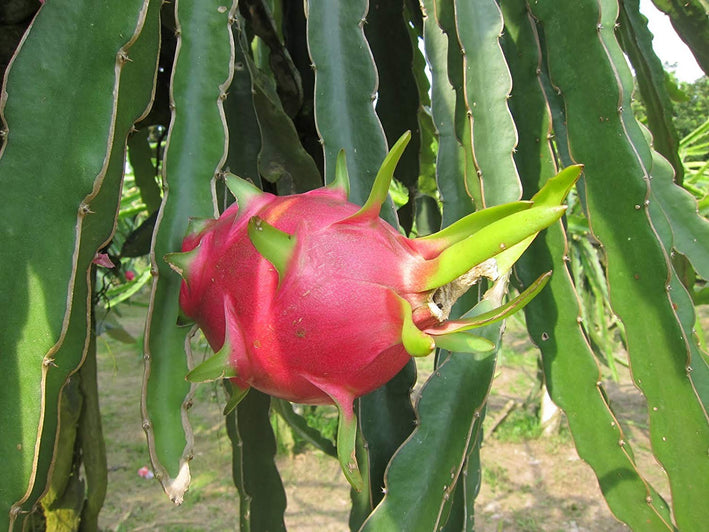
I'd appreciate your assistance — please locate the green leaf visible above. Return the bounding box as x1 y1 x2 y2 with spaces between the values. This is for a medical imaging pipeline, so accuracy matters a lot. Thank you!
164 247 200 281
397 295 436 357
186 344 237 383
418 200 533 249
328 149 351 196
224 173 264 211
427 271 552 334
432 331 495 353
335 403 364 492
531 164 583 207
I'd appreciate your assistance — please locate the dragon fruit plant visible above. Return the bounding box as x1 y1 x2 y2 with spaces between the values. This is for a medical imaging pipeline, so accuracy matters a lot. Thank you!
166 132 580 489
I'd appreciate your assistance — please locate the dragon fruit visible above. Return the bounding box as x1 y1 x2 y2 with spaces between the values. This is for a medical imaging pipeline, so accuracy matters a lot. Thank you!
166 132 580 489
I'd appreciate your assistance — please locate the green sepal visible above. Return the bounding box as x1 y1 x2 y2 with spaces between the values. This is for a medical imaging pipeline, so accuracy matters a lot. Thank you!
485 167 581 274
426 271 552 335
493 237 535 276
185 216 213 237
247 216 297 282
328 149 351 196
224 172 263 208
432 332 496 353
397 295 435 357
531 165 583 207
418 201 533 249
335 404 364 492
164 247 200 280
186 342 237 383
351 131 411 219
222 384 250 415
423 206 566 290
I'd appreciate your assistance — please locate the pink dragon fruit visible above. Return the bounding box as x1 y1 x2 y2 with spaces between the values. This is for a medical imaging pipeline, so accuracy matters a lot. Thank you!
166 132 580 488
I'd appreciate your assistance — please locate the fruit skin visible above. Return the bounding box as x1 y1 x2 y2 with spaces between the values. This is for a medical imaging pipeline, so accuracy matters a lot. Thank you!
177 184 435 416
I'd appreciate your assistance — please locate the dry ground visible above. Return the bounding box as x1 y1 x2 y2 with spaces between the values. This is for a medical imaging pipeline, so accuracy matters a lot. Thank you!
94 300 689 531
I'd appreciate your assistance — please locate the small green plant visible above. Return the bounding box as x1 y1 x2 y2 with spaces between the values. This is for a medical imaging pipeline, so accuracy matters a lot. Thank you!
493 409 543 443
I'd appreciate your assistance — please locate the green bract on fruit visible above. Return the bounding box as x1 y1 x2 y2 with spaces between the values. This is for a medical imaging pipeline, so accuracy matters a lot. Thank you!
166 132 581 489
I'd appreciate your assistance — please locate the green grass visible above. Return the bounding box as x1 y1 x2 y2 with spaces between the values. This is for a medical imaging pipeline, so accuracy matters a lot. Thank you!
492 408 543 443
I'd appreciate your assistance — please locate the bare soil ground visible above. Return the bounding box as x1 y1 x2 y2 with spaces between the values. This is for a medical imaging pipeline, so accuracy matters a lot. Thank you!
95 301 689 531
